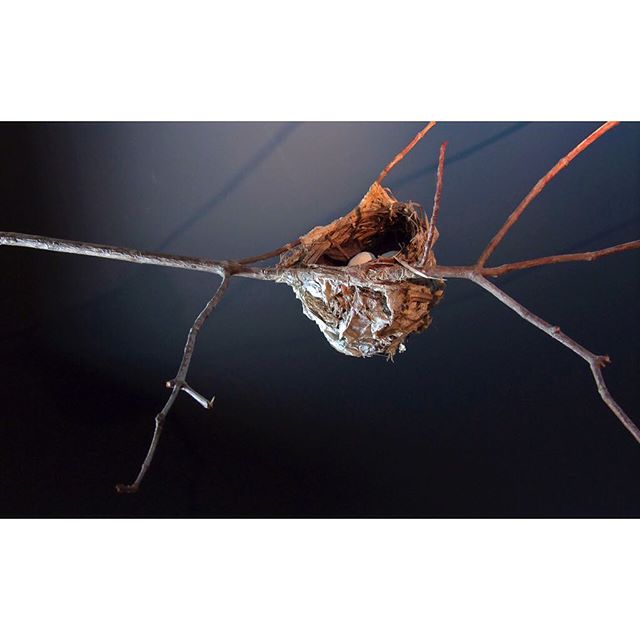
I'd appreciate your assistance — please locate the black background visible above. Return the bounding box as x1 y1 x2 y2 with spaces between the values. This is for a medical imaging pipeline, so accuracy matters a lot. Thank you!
1 122 638 517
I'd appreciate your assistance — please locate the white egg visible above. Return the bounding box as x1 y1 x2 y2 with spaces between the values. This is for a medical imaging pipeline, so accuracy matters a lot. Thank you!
347 251 376 266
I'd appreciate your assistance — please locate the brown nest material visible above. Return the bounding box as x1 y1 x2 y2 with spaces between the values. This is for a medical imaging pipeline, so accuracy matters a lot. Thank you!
278 182 446 358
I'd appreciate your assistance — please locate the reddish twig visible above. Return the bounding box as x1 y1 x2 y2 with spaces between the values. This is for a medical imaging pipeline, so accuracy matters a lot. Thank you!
423 141 448 263
115 272 231 493
412 239 640 280
481 239 640 277
476 121 621 268
376 121 437 184
236 238 301 264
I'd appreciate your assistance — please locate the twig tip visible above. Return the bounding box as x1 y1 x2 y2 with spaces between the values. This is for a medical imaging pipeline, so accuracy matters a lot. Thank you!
115 483 138 494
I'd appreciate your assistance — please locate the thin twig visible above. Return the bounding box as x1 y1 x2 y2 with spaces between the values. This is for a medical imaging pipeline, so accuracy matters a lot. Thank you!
115 272 231 493
423 141 448 263
376 121 437 184
469 273 640 444
414 239 640 280
176 381 215 409
481 239 640 277
115 386 180 494
236 238 301 264
476 121 621 268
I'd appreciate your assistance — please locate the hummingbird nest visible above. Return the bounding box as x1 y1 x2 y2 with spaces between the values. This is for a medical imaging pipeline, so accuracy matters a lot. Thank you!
277 182 445 358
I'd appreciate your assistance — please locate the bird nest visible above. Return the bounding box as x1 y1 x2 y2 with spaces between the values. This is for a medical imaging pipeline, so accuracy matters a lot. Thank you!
278 182 445 358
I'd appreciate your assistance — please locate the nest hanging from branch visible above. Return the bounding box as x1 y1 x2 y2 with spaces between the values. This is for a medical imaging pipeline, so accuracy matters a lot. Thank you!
277 182 445 358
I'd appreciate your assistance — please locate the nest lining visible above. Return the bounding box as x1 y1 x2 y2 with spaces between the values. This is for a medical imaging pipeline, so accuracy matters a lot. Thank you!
278 182 445 358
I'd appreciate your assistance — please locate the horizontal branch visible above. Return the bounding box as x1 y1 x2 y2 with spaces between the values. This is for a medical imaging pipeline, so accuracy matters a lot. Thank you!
0 231 282 282
5 229 639 292
480 239 640 277
0 231 231 275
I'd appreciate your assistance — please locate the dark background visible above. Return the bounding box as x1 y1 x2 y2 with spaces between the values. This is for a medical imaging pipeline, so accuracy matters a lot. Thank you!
0 122 638 517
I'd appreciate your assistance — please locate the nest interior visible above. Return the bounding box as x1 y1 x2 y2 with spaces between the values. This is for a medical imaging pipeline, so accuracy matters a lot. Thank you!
278 182 446 358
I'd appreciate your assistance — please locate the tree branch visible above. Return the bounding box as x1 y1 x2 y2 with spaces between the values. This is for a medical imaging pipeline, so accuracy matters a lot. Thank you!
0 230 280 281
470 273 640 444
115 272 231 493
423 141 448 263
4 229 638 286
236 238 301 264
481 240 640 277
399 262 640 445
376 121 437 184
0 231 230 275
476 121 620 268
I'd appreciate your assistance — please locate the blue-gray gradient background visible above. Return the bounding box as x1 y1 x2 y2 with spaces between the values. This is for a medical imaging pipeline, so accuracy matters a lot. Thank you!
0 122 638 517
